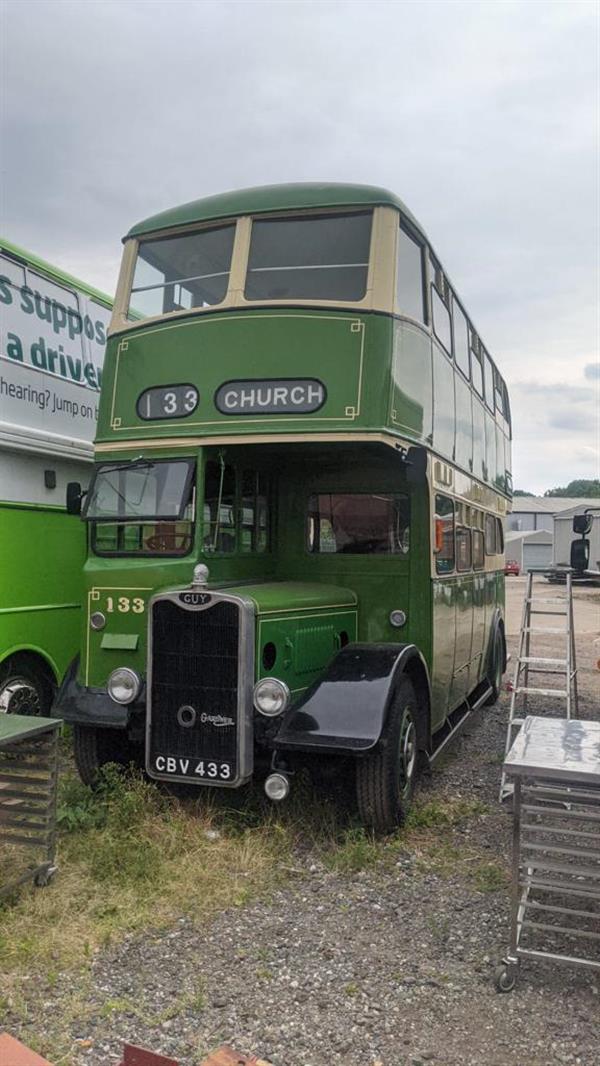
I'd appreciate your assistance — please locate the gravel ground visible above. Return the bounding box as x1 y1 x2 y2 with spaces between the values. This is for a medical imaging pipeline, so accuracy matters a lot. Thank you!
11 579 600 1065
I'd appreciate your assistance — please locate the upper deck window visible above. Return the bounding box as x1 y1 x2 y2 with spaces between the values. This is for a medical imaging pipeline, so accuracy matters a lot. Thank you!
397 225 426 322
129 225 235 318
244 212 372 302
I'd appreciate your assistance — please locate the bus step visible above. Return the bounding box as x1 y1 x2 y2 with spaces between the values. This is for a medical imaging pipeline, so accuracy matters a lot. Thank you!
514 687 568 698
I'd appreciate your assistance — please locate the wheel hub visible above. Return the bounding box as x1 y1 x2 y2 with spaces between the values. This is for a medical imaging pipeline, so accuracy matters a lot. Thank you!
399 710 417 794
0 678 40 715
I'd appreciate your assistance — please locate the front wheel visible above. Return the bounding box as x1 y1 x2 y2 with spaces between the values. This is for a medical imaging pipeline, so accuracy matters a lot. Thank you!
73 724 136 787
356 676 421 832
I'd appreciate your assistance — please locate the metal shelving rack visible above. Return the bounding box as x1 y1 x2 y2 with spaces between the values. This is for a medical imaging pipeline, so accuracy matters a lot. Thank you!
0 714 61 895
497 716 600 991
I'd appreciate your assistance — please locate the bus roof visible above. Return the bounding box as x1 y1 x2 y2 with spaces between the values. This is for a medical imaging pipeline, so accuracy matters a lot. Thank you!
126 182 424 240
0 237 113 309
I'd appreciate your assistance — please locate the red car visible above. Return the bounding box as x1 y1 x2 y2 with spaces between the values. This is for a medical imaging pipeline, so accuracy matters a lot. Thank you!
505 559 521 576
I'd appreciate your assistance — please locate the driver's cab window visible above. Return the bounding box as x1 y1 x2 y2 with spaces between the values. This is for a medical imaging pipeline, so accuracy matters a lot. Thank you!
203 461 236 553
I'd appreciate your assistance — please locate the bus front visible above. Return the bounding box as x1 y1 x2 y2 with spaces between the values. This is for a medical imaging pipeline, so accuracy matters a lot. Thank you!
55 184 438 828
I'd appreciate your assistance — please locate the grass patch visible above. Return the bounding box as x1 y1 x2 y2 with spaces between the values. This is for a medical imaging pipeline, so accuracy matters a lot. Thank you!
470 861 510 893
405 796 488 830
322 827 381 873
0 766 293 982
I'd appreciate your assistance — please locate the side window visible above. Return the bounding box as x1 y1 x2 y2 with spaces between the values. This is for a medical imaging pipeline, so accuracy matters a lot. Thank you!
431 281 452 355
456 527 472 572
471 338 484 398
453 300 470 379
496 517 504 554
494 368 505 419
483 351 495 412
435 494 455 574
203 461 236 554
397 225 426 323
485 513 497 555
473 529 484 570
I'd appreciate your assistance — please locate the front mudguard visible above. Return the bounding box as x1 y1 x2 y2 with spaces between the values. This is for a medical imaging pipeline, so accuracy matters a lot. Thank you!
273 643 431 756
51 656 141 729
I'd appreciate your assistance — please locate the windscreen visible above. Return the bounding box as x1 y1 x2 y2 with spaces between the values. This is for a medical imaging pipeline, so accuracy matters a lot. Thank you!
245 212 372 301
129 225 235 318
84 459 195 521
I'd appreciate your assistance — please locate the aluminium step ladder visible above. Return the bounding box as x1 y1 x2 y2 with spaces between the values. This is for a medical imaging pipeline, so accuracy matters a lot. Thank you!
499 570 578 801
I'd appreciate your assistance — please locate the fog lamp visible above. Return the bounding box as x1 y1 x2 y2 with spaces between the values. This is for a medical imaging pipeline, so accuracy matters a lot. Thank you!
264 772 290 802
253 677 290 717
107 667 141 705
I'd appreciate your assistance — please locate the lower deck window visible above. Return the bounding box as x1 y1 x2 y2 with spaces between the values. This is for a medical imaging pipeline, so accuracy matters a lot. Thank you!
203 461 270 554
93 519 193 556
435 494 455 573
307 493 409 555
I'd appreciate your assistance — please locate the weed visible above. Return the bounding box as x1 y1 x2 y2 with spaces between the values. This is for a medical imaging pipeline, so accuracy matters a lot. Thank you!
344 982 359 996
405 797 488 830
470 862 509 893
323 827 381 873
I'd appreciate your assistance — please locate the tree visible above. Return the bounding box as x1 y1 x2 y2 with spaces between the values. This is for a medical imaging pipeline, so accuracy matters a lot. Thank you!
513 489 535 497
544 479 600 498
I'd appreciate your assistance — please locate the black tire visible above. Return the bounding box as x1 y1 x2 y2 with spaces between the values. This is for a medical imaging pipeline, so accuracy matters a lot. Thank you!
73 724 134 786
484 627 505 706
494 963 517 993
356 676 420 832
0 656 53 716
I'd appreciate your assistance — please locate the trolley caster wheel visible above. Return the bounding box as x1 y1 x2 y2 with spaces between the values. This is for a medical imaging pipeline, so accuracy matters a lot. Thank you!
34 865 57 888
494 962 518 993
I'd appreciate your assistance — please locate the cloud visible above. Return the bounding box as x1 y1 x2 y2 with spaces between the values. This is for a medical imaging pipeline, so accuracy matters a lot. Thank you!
1 0 598 494
584 362 600 380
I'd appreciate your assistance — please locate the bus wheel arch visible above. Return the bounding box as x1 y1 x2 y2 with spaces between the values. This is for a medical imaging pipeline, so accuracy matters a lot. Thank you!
0 651 57 716
400 652 431 757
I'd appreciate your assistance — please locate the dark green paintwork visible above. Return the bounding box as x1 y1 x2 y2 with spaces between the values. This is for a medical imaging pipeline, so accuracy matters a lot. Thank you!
126 182 423 239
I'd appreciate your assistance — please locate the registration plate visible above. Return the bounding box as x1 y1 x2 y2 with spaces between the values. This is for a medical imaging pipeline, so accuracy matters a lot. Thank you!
152 755 233 781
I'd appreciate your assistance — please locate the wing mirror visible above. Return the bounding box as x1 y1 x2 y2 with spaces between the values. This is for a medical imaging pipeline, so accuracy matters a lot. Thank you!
573 514 592 535
66 481 84 516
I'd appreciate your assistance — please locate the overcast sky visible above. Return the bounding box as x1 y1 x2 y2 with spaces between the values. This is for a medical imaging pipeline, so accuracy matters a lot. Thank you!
1 0 598 494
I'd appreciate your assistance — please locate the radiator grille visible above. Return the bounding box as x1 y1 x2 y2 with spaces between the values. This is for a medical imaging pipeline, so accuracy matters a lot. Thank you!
148 598 240 775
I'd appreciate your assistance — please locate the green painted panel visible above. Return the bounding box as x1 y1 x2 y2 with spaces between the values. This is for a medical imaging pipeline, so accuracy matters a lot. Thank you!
258 609 357 695
97 311 393 443
431 578 454 727
101 633 139 650
450 575 474 707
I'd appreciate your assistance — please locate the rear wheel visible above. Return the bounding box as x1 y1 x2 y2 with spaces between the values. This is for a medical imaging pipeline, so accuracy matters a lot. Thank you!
356 676 420 832
0 657 53 717
484 627 505 706
73 724 135 786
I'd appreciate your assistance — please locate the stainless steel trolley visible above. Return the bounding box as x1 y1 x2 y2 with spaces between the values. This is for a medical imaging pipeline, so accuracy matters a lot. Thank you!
0 714 61 895
496 716 600 991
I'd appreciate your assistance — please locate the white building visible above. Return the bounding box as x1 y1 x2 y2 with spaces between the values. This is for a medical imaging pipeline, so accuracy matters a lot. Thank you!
507 497 600 571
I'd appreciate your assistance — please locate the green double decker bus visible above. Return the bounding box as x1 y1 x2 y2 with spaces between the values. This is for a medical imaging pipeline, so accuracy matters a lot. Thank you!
56 184 511 829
